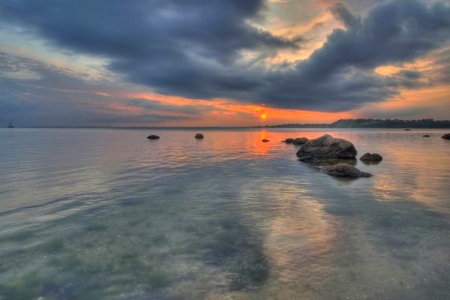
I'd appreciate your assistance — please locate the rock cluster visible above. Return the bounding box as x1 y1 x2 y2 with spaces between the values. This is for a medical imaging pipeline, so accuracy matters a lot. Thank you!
145 132 381 180
295 134 375 179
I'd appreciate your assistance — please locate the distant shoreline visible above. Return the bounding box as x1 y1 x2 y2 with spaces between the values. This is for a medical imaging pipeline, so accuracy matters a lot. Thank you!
5 119 450 129
257 118 450 129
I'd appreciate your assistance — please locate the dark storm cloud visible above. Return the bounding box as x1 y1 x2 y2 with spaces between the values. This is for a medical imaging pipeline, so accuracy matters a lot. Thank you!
254 0 450 110
0 0 296 59
0 0 301 102
1 0 450 113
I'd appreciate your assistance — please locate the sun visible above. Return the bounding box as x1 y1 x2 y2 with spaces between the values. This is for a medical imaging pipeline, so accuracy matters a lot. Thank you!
261 114 267 119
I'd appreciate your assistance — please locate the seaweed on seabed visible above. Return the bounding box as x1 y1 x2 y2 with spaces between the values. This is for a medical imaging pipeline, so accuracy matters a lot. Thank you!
229 240 269 291
198 217 270 291
0 265 104 300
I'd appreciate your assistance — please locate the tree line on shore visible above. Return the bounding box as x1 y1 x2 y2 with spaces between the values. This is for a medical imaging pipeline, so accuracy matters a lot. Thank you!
257 118 450 129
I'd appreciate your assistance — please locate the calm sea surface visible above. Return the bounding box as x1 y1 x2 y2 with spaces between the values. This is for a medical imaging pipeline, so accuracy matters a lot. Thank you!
1 128 450 299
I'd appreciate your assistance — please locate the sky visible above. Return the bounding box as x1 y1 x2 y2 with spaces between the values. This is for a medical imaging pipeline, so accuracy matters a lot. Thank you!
1 0 450 127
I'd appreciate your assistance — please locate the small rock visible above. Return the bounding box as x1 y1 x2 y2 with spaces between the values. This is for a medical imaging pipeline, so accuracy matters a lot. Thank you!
422 135 430 137
195 133 204 139
147 135 160 140
321 163 373 178
293 137 309 146
360 153 383 162
284 138 294 144
442 134 450 140
404 129 412 131
262 139 270 143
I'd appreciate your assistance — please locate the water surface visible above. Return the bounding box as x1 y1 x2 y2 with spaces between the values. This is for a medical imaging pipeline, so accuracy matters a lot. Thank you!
1 128 450 299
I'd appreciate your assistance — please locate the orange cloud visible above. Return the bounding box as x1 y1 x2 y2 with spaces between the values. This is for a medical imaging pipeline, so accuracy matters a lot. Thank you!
314 0 342 8
264 9 340 63
375 57 433 76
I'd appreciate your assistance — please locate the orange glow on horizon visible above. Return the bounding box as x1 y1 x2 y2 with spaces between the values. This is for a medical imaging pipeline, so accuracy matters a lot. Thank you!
103 83 450 127
114 91 356 126
353 83 450 120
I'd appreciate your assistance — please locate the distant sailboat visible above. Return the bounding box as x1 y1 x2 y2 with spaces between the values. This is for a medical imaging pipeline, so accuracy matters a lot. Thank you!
7 120 14 128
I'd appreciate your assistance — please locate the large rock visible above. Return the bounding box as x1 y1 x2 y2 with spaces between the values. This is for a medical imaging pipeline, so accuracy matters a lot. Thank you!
296 134 357 159
147 135 160 140
321 163 372 178
195 133 204 139
360 153 383 162
293 137 309 146
442 134 450 140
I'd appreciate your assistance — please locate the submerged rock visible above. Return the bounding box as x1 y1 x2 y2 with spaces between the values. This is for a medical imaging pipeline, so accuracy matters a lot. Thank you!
296 134 357 159
262 139 270 143
298 156 321 165
195 133 204 139
422 135 430 137
442 134 450 140
321 163 372 178
320 158 357 166
293 137 309 146
360 153 383 162
284 138 294 144
404 129 412 131
147 135 160 140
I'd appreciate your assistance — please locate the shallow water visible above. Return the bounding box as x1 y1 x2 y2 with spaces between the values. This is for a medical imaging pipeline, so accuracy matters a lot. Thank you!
0 128 450 299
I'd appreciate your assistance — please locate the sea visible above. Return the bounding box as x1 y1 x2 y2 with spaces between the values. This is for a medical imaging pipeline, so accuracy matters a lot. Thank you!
0 128 449 300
